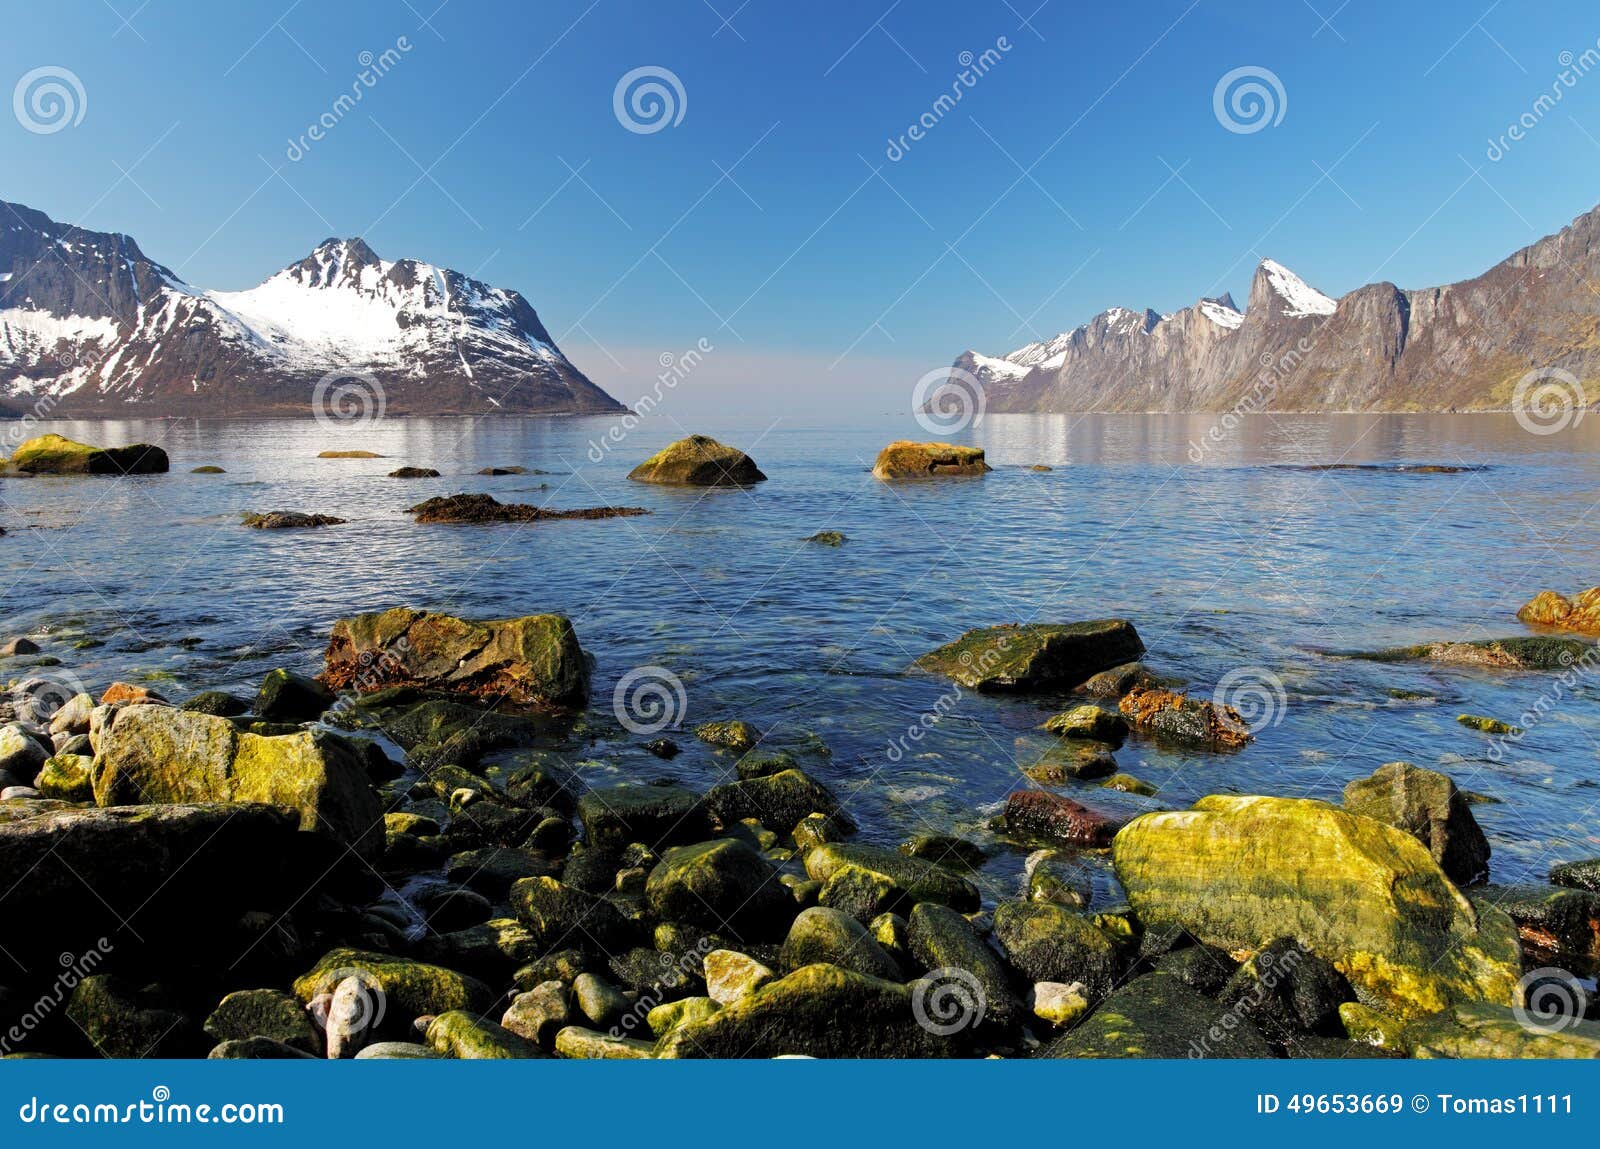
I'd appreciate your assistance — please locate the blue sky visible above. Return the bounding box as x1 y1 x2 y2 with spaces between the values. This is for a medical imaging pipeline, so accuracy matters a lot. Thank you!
5 0 1600 411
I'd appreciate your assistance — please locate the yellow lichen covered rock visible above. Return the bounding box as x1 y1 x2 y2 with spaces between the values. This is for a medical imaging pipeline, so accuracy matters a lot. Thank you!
1111 795 1522 1019
871 441 991 480
627 435 766 486
91 704 382 858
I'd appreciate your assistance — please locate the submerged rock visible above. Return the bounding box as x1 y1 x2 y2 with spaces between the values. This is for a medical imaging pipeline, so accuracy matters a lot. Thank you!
407 492 647 523
389 466 441 478
1042 704 1128 746
1112 795 1522 1019
317 450 383 458
1342 761 1490 886
694 719 760 751
242 511 345 529
1346 636 1593 671
91 704 382 858
803 530 848 545
1457 713 1520 735
871 441 990 480
1516 587 1600 636
1550 857 1600 893
9 434 168 475
321 606 590 709
915 620 1145 693
1118 686 1250 750
628 435 766 486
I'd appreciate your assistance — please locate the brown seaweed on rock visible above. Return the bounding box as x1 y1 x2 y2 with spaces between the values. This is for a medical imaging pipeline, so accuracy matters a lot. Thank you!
408 493 648 524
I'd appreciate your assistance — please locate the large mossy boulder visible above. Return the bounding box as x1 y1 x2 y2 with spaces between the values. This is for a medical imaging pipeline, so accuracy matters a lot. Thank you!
321 607 589 709
1045 971 1271 1059
293 948 493 1019
804 842 980 915
645 838 793 940
1343 762 1490 886
628 435 766 486
871 441 991 480
779 906 902 980
9 434 168 475
1405 1001 1600 1059
91 704 382 859
1111 796 1522 1019
0 802 302 968
654 963 958 1058
203 989 322 1055
915 620 1144 693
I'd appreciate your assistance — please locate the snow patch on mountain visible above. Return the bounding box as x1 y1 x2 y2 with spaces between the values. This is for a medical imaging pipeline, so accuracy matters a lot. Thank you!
1259 259 1336 317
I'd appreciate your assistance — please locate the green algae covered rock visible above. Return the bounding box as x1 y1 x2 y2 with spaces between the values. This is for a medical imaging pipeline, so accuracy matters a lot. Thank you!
66 976 196 1058
628 435 766 486
780 906 902 980
907 901 1024 1034
695 719 760 751
254 668 336 722
1342 761 1490 886
35 754 93 802
1111 795 1522 1019
1046 971 1271 1059
9 434 168 475
804 842 980 914
426 1011 543 1059
91 704 382 858
645 838 792 940
915 620 1144 693
554 1026 656 1059
321 606 589 709
509 876 636 956
1043 704 1128 745
992 900 1121 998
1347 636 1593 671
654 963 957 1058
871 441 991 480
203 989 321 1055
704 768 850 835
648 996 721 1037
292 948 492 1018
1405 1001 1600 1059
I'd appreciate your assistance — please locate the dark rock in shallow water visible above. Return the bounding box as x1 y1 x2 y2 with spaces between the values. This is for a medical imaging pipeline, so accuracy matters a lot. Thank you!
242 510 345 529
578 783 710 850
1002 789 1122 848
704 768 849 835
694 719 759 751
1550 857 1600 893
322 608 590 710
1119 686 1251 750
1342 761 1489 886
915 620 1144 693
179 690 250 716
408 492 647 524
898 833 988 871
388 466 440 478
1478 883 1600 969
1218 937 1355 1039
803 530 847 546
1046 971 1272 1058
255 667 336 722
628 435 766 486
191 465 225 474
1154 943 1239 997
871 441 991 480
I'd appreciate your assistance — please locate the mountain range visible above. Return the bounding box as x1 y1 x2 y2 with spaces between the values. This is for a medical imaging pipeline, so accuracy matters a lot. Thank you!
0 200 624 417
952 202 1600 413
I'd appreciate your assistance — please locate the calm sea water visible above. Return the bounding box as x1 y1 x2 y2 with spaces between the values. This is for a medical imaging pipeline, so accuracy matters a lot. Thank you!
4 412 1599 895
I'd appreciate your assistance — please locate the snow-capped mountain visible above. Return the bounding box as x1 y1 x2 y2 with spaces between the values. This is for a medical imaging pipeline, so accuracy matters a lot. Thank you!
952 202 1600 413
0 200 624 416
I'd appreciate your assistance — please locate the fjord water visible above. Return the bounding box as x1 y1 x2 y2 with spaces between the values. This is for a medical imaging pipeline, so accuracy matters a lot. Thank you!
5 413 1598 894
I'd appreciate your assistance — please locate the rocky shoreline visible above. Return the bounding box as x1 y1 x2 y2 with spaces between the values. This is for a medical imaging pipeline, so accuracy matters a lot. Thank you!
2 433 1598 1060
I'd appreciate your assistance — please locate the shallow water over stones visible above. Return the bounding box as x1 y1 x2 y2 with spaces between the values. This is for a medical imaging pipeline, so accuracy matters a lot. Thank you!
3 411 1599 901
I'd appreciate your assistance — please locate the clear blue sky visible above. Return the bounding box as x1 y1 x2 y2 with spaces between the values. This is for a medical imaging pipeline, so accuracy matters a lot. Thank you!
5 0 1600 411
